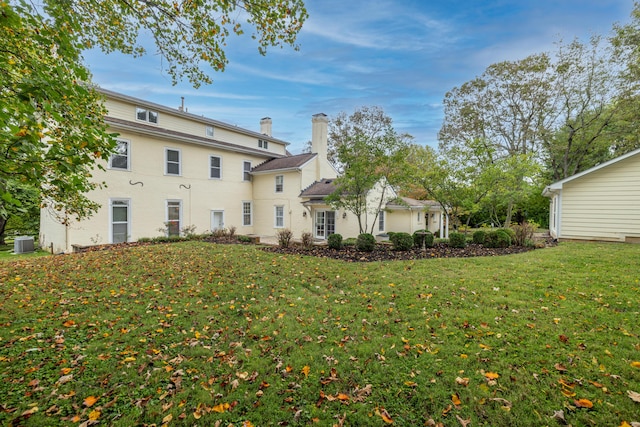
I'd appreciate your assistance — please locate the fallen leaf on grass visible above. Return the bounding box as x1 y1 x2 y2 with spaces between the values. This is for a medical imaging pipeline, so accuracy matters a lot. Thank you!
627 390 640 403
574 398 593 409
631 361 640 369
302 365 310 377
484 372 500 379
83 396 98 407
162 413 172 424
456 415 471 426
452 393 462 407
455 377 470 386
377 407 393 424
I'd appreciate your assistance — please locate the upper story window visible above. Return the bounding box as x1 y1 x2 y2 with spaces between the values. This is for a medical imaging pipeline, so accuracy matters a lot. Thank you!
275 175 284 193
210 155 222 179
243 161 252 181
165 148 181 176
109 139 130 170
136 107 158 124
206 125 214 137
259 139 268 149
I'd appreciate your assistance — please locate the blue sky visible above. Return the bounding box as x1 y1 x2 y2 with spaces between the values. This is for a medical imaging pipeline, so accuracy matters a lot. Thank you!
84 0 633 154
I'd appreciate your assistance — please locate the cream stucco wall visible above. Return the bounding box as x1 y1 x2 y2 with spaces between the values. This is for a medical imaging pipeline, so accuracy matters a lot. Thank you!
555 154 640 242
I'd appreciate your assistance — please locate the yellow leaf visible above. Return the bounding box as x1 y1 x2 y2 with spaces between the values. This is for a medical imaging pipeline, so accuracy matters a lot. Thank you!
631 361 640 369
301 365 310 377
83 396 98 407
337 393 350 401
484 372 500 379
88 410 101 420
574 398 593 409
162 413 173 424
243 422 255 427
212 402 230 413
452 393 462 406
378 407 394 424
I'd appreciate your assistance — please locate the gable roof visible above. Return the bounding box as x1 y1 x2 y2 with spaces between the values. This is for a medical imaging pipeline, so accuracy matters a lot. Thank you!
386 197 440 210
251 153 317 174
544 147 640 196
299 178 336 197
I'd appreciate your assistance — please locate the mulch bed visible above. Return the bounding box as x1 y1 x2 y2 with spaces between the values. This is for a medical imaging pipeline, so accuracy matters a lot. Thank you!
261 242 538 262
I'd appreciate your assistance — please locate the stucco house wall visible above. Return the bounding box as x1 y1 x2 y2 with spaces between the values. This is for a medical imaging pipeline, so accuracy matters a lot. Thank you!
543 148 640 242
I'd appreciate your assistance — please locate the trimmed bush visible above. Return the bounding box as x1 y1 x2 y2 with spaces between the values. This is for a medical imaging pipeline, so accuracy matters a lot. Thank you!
485 229 512 248
472 230 487 245
343 238 357 247
424 231 434 248
390 232 413 251
277 228 293 248
413 229 426 248
511 221 538 246
449 232 467 248
237 235 252 243
356 233 376 252
327 233 343 250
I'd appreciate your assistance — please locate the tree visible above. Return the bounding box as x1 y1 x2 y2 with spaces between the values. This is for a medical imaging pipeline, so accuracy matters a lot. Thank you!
2 0 307 225
0 181 40 245
325 107 411 234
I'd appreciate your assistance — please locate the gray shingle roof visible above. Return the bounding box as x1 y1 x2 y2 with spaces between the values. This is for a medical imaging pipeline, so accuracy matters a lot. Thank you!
251 153 316 173
299 179 337 197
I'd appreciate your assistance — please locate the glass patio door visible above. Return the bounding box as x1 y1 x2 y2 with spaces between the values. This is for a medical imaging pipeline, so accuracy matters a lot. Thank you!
314 210 335 239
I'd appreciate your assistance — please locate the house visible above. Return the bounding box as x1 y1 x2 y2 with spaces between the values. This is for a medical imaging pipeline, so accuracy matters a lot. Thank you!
40 89 442 252
543 147 640 242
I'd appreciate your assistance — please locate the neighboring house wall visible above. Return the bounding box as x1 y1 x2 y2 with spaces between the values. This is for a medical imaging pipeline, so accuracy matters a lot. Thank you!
544 149 640 242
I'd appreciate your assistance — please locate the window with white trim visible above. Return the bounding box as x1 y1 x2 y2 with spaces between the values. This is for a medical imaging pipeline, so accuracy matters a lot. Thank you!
275 175 284 193
165 148 181 175
275 205 284 228
206 125 214 137
242 201 252 226
243 161 252 181
259 139 268 149
109 139 130 170
417 211 422 223
166 200 182 236
378 210 385 232
210 155 222 179
110 199 130 243
136 107 158 124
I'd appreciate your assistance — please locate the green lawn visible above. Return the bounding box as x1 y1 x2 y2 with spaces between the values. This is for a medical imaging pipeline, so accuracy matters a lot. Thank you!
0 242 638 426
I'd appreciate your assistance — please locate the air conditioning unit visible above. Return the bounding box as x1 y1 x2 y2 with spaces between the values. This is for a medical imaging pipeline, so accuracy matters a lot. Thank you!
14 236 35 254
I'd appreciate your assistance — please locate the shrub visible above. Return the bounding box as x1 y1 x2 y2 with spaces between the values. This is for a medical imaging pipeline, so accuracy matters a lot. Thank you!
356 233 376 252
212 228 228 238
277 228 293 248
227 225 236 237
343 237 357 247
328 233 343 250
237 235 252 243
502 227 516 241
390 232 413 251
424 231 434 248
449 232 467 248
472 230 487 245
301 231 314 249
511 221 538 246
413 229 427 248
137 237 151 243
485 229 512 248
387 231 397 240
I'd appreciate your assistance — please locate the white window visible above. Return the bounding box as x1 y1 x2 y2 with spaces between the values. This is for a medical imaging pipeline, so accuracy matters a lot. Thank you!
243 161 252 181
259 139 268 149
136 107 158 124
109 139 130 170
242 201 252 226
166 200 182 236
378 210 385 232
275 205 284 228
110 199 130 243
206 125 214 137
275 175 284 193
165 148 181 176
210 155 222 179
417 211 422 223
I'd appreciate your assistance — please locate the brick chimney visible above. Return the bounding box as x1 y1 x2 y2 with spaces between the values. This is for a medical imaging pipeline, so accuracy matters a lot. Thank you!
260 117 272 136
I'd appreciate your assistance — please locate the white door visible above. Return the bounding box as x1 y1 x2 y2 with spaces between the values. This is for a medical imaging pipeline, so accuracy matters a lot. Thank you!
211 210 224 231
314 210 336 239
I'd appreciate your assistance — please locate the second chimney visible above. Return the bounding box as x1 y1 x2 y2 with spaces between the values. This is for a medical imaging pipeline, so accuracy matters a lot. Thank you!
260 117 272 136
